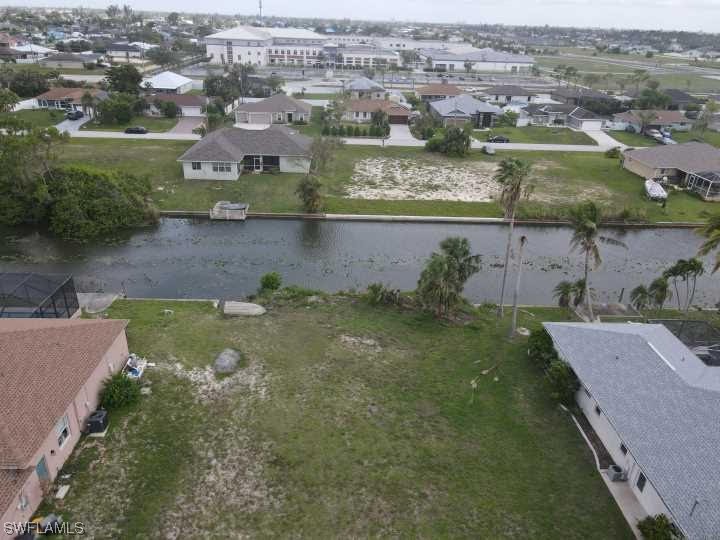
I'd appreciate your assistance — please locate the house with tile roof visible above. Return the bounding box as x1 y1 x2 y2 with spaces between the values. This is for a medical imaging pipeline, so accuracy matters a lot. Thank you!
177 124 312 179
343 99 411 124
0 318 129 536
612 110 693 133
543 322 720 540
34 87 108 114
415 83 462 103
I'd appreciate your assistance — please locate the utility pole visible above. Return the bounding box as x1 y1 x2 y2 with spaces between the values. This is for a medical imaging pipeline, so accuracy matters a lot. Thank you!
259 0 263 23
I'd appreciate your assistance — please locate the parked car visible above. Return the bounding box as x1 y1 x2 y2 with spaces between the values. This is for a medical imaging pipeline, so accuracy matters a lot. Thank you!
65 110 84 120
124 126 148 134
487 135 510 143
646 129 664 142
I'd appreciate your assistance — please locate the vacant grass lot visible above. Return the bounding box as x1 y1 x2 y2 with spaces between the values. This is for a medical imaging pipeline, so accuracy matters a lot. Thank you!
605 131 655 147
58 139 720 221
476 126 597 145
80 115 178 132
0 108 64 127
674 130 720 148
48 297 632 538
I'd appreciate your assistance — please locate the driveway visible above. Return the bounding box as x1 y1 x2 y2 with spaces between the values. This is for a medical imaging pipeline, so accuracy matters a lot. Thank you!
55 115 92 133
169 116 203 134
584 130 629 149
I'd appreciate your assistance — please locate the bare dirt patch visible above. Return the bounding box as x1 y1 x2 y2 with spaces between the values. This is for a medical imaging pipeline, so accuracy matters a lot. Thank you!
347 158 501 202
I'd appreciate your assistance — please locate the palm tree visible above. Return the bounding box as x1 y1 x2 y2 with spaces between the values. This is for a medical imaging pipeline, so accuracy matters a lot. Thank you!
698 214 720 273
682 258 704 313
553 280 574 310
629 285 651 311
637 110 658 134
568 202 626 321
632 69 650 94
439 237 481 288
509 235 527 338
80 90 95 117
648 277 671 310
494 158 533 318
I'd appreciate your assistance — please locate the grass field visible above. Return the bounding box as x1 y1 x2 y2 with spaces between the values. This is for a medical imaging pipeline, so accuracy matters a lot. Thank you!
79 115 178 132
44 297 632 538
674 130 720 147
605 131 656 147
58 139 720 222
1 62 106 76
476 126 597 145
0 108 64 128
292 92 339 99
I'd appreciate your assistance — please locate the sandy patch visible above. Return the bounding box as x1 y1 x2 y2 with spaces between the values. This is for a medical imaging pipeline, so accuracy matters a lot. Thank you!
347 158 501 202
339 334 382 354
162 358 269 402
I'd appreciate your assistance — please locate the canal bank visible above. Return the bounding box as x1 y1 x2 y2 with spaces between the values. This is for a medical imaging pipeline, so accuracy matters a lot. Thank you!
3 218 718 306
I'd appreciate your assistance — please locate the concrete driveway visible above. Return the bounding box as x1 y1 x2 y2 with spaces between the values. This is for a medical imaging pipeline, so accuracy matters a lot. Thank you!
55 115 92 133
170 116 203 134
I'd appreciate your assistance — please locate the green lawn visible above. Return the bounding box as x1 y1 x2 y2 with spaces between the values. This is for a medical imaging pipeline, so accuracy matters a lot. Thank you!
605 130 656 147
1 62 106 76
80 116 178 132
0 108 64 128
673 130 720 148
45 297 632 538
476 126 597 145
58 139 720 222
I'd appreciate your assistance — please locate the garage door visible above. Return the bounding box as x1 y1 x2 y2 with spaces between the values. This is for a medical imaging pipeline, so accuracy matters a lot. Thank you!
389 115 408 124
248 112 271 124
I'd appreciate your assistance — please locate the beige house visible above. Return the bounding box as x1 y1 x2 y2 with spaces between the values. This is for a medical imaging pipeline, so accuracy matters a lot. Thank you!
343 99 411 124
415 83 462 103
622 142 720 182
234 94 312 125
345 76 387 100
0 318 129 538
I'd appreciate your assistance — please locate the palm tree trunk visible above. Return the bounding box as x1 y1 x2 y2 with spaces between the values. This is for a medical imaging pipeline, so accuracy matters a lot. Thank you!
685 278 691 312
509 236 526 339
673 279 681 310
688 276 698 313
584 250 594 321
497 208 515 318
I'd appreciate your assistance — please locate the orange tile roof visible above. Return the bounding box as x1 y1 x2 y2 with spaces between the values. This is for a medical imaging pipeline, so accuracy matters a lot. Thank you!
347 99 410 115
35 87 104 103
0 318 128 468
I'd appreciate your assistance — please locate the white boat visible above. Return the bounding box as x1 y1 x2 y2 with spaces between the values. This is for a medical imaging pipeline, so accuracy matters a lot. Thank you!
645 179 668 201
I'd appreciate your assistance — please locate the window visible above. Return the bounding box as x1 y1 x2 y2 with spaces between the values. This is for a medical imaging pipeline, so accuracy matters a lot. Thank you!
191 162 201 170
212 162 232 173
620 443 628 455
56 414 70 448
636 472 646 492
594 405 601 415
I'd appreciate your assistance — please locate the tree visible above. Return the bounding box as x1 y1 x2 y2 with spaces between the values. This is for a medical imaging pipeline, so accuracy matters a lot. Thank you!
697 214 720 274
509 235 527 338
495 158 533 318
636 109 659 134
553 280 574 310
663 258 704 312
106 64 142 94
416 237 480 317
463 60 473 74
630 285 651 311
80 90 95 117
425 125 471 157
637 514 681 540
309 136 344 175
296 175 322 213
648 277 671 310
545 360 579 406
167 12 180 25
632 69 650 93
146 47 180 69
0 88 19 113
266 74 285 93
568 202 625 321
96 93 142 124
692 99 719 137
635 89 671 110
106 4 120 18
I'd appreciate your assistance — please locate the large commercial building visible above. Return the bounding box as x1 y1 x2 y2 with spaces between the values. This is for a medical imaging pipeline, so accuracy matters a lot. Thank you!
205 26 326 67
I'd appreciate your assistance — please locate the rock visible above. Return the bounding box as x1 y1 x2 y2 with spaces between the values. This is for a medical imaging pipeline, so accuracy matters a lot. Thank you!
223 301 266 316
306 295 322 304
214 348 241 374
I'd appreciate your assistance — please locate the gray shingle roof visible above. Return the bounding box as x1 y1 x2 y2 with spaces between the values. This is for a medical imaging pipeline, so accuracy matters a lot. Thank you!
234 93 312 114
429 94 502 117
177 125 311 162
346 76 385 92
625 142 720 173
544 322 720 540
484 85 534 96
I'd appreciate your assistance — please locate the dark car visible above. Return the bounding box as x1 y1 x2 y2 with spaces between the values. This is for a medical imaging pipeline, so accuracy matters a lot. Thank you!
65 110 84 120
124 126 148 134
487 135 510 143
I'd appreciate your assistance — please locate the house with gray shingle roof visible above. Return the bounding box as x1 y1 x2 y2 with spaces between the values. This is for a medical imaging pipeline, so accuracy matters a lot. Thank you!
544 322 720 539
177 125 312 180
345 76 386 99
428 94 502 128
234 93 312 125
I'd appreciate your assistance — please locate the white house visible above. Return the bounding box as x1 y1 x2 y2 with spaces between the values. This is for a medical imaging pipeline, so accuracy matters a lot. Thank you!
205 26 326 67
345 77 387 100
566 107 604 131
177 125 311 180
11 43 55 63
144 93 206 117
483 85 535 105
141 71 194 94
331 45 400 70
544 322 720 540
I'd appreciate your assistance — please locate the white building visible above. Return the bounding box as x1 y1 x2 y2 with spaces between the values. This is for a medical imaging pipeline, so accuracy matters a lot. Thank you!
141 71 194 94
331 44 400 70
418 47 534 73
205 26 326 67
544 322 720 540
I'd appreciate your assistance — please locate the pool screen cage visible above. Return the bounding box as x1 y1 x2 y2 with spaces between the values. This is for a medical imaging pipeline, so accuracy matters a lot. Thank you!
649 318 720 367
0 273 79 318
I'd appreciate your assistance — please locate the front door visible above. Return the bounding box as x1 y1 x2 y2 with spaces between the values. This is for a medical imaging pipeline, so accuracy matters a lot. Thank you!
253 156 262 172
287 112 293 123
36 456 49 481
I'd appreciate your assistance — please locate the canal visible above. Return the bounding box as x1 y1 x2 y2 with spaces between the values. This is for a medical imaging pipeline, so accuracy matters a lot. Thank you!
1 218 719 307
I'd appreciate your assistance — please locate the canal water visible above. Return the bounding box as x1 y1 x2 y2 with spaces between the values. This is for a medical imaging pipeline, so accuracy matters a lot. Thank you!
2 218 719 307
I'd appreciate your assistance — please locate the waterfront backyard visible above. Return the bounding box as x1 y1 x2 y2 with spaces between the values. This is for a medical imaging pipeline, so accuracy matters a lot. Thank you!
59 139 720 222
47 297 632 538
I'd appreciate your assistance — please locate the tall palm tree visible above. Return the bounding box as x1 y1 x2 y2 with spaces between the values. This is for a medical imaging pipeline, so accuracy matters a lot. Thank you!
568 202 626 321
439 236 481 288
80 90 95 117
629 285 650 311
510 235 527 338
494 157 533 318
662 263 683 310
553 280 574 310
683 258 704 313
697 214 720 272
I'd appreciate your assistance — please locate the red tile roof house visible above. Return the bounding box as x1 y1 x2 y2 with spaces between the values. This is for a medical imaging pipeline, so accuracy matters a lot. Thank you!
0 318 128 538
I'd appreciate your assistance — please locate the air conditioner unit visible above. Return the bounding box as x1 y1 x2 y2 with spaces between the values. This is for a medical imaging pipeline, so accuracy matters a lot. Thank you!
609 464 627 482
86 409 108 434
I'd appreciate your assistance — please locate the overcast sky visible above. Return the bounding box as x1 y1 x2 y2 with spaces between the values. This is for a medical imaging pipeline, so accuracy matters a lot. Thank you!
4 0 720 32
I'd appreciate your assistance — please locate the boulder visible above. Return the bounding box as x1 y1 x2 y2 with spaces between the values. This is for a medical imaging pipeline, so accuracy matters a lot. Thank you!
214 348 241 374
223 301 266 316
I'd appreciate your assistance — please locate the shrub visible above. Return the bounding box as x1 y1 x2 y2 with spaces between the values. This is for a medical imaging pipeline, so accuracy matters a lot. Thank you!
545 360 579 406
321 125 330 136
361 127 368 137
527 328 559 369
330 125 338 136
100 372 141 409
338 125 346 136
353 125 360 137
365 282 401 306
637 514 680 540
604 146 621 158
260 271 282 291
424 136 444 153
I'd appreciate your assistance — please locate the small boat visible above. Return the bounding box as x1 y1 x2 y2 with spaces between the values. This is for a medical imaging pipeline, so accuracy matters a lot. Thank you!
210 201 249 221
645 179 668 201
